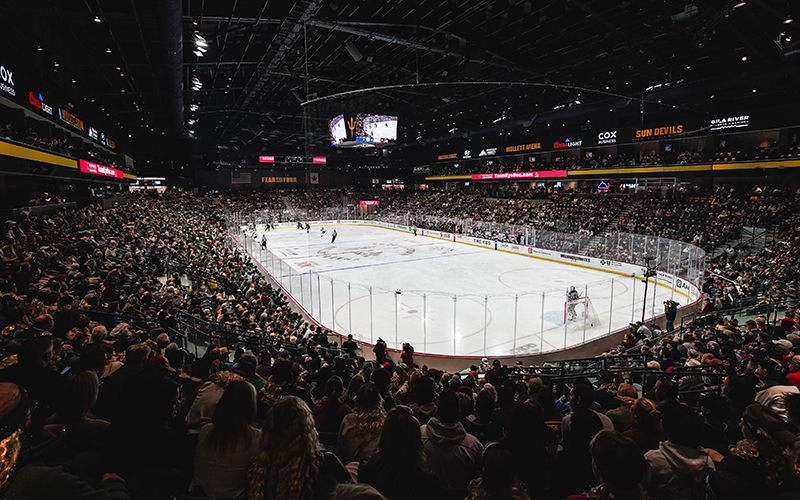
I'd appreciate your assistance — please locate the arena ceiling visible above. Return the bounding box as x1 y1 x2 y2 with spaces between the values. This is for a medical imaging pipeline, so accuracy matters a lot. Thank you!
0 0 798 172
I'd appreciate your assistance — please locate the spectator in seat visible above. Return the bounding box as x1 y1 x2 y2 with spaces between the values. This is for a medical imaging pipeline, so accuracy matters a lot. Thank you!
499 401 555 498
605 383 638 431
420 389 483 493
358 405 440 500
94 343 150 419
723 403 800 496
466 443 529 500
410 374 437 425
191 380 260 500
463 389 504 444
554 407 604 498
699 393 739 457
104 377 190 500
786 355 800 389
594 370 620 412
562 383 614 446
45 369 108 460
248 395 350 500
567 430 648 500
337 382 386 465
313 375 351 444
644 402 715 500
0 382 131 500
0 336 60 428
623 398 666 453
722 374 757 426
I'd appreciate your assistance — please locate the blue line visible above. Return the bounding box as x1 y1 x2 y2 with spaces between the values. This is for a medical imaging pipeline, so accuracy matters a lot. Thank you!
275 248 486 278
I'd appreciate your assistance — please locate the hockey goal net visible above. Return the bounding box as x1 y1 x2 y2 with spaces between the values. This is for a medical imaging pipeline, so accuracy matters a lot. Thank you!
564 297 602 328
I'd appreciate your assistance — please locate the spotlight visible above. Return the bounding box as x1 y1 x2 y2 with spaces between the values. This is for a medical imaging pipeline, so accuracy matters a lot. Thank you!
784 18 793 24
37 45 43 51
344 42 363 62
734 1 745 8
94 15 101 23
741 56 747 61
106 48 112 53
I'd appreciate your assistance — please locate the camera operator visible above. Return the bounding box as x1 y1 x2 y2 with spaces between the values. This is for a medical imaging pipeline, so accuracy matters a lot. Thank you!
664 300 678 332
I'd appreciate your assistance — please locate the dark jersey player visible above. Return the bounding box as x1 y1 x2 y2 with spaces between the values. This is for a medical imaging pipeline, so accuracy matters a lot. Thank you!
331 229 338 243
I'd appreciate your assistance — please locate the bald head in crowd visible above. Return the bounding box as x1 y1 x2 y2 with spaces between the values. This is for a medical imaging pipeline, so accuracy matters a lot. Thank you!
91 325 108 343
33 314 54 333
0 382 22 423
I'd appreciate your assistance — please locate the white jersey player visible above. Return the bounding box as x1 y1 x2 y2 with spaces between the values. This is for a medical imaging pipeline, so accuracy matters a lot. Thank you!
566 287 580 321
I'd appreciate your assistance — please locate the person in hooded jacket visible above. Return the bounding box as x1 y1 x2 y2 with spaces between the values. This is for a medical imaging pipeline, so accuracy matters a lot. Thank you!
420 389 483 494
644 402 715 500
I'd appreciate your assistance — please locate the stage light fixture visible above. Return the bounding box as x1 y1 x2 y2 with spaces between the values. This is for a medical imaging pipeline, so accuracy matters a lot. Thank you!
345 42 363 62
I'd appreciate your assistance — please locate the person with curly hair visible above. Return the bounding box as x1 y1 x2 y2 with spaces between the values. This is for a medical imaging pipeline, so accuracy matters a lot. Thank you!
248 395 350 500
720 403 800 497
336 382 386 465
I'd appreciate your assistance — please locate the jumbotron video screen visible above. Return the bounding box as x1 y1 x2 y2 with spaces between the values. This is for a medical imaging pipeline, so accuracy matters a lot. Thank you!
356 114 398 143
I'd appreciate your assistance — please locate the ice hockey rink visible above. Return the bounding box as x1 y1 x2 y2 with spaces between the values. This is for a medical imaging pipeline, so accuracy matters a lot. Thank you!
237 225 678 357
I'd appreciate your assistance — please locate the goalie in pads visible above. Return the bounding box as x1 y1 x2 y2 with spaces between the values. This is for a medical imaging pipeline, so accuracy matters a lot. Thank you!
567 286 580 321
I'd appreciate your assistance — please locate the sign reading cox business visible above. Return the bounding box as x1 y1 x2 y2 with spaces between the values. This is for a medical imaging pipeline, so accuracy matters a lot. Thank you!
0 63 14 98
597 131 617 145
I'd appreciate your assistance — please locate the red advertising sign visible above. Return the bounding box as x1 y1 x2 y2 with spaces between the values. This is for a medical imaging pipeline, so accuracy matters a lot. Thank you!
359 200 380 206
79 159 123 179
471 170 567 180
313 156 327 164
258 156 275 163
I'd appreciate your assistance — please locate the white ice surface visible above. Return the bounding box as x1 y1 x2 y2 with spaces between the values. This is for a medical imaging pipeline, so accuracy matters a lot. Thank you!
239 225 676 357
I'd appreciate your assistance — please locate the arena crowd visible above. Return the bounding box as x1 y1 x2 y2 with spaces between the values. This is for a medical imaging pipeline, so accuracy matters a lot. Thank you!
0 187 799 500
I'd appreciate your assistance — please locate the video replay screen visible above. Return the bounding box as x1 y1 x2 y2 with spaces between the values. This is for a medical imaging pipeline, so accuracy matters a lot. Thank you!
329 114 397 145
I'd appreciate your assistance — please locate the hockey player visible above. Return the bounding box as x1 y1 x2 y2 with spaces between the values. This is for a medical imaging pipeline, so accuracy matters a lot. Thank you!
297 222 303 230
320 226 327 237
331 229 338 243
261 235 267 249
567 286 580 321
305 223 311 233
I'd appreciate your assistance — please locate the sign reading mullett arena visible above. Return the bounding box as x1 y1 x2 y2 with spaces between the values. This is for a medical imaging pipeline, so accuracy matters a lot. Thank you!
471 170 568 180
79 159 122 179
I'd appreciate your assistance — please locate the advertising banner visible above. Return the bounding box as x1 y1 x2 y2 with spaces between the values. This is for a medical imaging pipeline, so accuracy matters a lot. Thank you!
79 159 122 178
471 170 568 180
